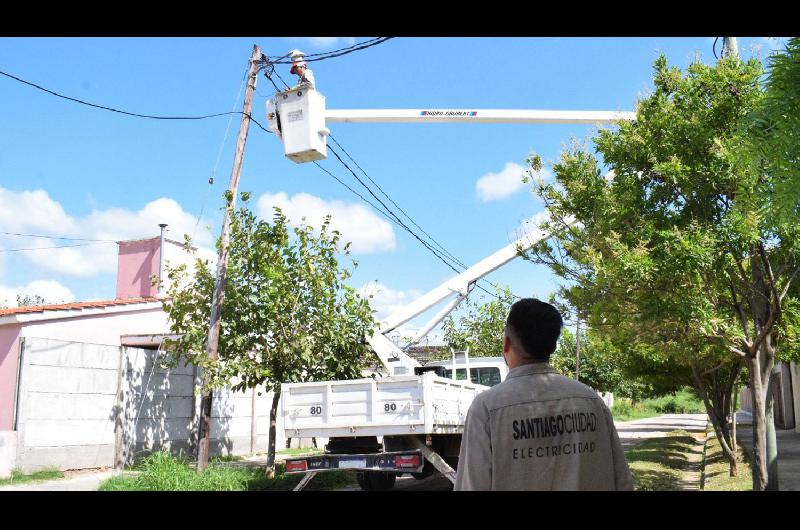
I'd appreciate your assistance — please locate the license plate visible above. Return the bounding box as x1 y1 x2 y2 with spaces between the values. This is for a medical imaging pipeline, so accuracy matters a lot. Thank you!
338 458 367 469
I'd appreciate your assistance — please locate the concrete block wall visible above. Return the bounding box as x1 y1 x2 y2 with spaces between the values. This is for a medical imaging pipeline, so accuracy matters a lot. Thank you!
14 338 122 472
11 337 304 473
120 347 197 462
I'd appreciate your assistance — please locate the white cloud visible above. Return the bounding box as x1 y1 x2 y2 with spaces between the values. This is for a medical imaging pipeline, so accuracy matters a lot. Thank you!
510 210 551 242
476 163 553 202
0 187 215 278
358 281 422 321
0 280 75 307
257 192 396 254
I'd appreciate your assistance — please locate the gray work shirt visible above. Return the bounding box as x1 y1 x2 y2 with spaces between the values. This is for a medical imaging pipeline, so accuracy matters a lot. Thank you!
454 362 634 491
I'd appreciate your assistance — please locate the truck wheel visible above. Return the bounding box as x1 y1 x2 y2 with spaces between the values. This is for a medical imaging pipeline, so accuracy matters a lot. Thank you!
412 471 433 480
356 471 396 491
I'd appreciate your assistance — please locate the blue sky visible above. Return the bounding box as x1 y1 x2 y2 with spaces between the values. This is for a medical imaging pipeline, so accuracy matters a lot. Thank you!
0 36 789 339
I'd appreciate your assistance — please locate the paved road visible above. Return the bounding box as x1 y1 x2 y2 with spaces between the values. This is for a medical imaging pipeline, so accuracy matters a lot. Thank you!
336 413 709 491
614 413 708 450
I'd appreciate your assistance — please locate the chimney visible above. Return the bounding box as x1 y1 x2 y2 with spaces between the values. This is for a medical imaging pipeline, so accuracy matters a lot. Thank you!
115 232 163 299
158 224 168 296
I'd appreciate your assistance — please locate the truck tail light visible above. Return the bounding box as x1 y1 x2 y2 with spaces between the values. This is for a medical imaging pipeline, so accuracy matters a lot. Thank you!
286 459 308 472
395 454 421 469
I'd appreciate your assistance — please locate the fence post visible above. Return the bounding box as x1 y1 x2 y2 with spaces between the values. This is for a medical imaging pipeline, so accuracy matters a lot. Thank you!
250 387 257 455
113 346 127 470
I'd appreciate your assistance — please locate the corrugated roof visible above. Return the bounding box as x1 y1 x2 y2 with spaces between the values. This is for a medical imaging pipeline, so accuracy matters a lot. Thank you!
0 297 162 317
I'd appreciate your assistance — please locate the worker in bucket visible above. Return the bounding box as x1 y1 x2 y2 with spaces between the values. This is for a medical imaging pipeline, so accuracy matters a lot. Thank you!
454 299 633 491
289 50 315 88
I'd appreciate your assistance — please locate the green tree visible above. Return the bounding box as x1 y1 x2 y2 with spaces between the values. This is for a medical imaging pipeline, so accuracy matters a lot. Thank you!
1 293 53 309
162 196 376 478
521 54 799 489
550 327 652 399
442 285 516 358
16 294 48 307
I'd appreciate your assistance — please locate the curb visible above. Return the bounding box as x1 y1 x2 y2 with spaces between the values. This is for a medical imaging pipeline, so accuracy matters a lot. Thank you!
699 422 714 490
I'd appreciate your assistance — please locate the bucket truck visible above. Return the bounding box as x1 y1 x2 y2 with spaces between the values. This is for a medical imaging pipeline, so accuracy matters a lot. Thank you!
280 228 555 490
269 72 629 490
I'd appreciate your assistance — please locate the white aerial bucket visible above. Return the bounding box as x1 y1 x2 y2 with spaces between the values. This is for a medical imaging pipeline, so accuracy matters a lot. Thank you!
269 86 329 163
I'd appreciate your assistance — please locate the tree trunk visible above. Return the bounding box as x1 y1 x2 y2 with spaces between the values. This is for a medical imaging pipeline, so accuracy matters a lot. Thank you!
266 390 281 479
731 382 738 456
765 377 779 490
730 382 739 476
691 365 738 477
748 356 769 490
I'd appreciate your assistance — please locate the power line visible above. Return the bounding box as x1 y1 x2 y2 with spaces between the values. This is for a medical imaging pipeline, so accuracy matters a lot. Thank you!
327 134 469 270
324 136 525 302
0 68 272 134
0 231 116 242
298 38 387 59
323 143 521 303
326 143 465 274
0 242 114 253
270 38 394 64
192 64 250 242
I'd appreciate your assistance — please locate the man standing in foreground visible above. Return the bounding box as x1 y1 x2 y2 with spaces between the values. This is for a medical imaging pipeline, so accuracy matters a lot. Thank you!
454 299 633 490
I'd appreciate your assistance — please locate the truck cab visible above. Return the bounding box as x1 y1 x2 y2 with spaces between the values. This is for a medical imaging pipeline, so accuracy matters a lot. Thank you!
424 355 508 388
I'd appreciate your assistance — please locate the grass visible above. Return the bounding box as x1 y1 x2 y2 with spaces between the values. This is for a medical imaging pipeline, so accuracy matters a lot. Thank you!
276 447 324 456
97 449 357 491
624 429 701 490
612 389 705 422
0 468 64 487
701 429 753 491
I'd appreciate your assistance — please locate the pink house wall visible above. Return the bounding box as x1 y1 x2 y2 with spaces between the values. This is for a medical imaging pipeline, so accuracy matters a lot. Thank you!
116 238 161 299
0 324 22 430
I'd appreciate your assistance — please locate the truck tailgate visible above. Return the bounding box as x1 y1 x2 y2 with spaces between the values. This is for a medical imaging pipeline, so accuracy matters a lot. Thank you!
281 373 486 438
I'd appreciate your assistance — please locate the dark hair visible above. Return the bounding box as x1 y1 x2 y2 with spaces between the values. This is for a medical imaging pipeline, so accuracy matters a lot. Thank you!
505 298 563 361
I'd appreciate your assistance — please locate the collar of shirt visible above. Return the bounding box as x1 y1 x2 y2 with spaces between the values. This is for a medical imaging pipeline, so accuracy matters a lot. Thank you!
505 361 558 380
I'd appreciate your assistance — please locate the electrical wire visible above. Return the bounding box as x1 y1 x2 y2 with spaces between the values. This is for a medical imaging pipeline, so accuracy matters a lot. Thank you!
192 65 249 242
713 37 720 60
323 143 522 303
270 38 394 64
325 135 524 301
326 144 465 274
298 38 387 59
0 68 272 134
0 231 116 242
327 134 469 270
0 242 114 253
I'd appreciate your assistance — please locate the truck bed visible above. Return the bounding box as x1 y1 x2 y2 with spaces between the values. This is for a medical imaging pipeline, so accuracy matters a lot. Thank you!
280 372 487 439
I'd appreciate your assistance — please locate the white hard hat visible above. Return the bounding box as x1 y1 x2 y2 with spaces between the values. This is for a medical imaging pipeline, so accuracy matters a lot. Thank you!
289 49 306 62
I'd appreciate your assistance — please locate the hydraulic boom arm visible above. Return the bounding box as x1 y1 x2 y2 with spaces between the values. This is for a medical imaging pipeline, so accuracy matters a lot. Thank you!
367 224 555 375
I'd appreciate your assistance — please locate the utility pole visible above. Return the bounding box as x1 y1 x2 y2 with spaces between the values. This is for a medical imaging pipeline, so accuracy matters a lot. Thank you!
722 37 739 59
720 35 778 490
197 44 262 472
575 315 580 382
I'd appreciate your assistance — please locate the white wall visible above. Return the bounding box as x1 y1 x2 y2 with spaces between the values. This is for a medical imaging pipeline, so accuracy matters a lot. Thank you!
20 306 169 347
13 337 298 473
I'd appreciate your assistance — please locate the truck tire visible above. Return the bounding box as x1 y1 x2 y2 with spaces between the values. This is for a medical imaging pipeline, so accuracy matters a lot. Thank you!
412 471 434 480
356 471 396 491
